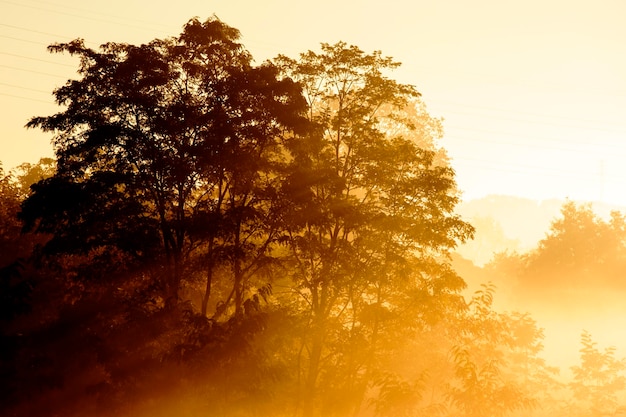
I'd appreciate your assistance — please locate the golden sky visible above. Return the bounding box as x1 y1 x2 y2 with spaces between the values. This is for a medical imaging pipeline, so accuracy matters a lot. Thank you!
2 0 626 205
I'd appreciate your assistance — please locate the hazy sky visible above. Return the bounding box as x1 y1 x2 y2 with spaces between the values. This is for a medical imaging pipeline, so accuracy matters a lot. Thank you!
2 0 626 205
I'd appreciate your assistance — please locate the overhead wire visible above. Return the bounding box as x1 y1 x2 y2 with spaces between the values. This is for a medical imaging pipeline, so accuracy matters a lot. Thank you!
0 0 169 35
442 126 626 154
19 0 174 31
0 22 83 41
434 106 626 136
2 1 626 188
427 98 626 128
0 34 47 45
0 82 51 94
0 51 76 67
0 92 54 104
0 64 67 78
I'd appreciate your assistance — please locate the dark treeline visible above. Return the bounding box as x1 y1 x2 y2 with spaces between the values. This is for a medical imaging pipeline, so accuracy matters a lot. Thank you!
1 16 625 417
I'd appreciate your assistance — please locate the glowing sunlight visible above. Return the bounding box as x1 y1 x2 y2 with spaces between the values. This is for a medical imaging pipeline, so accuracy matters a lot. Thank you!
2 2 626 417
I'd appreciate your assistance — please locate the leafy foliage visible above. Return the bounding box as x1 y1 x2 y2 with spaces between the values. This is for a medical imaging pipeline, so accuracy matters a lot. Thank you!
273 41 473 416
22 16 307 309
522 201 626 291
6 15 610 417
570 331 626 416
446 284 543 417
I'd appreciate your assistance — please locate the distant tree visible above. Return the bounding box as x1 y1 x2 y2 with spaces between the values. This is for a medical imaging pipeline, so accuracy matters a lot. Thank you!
519 201 626 293
0 161 53 412
0 164 32 321
22 16 306 310
0 160 52 320
570 331 626 416
275 42 473 417
0 164 21 263
10 157 56 198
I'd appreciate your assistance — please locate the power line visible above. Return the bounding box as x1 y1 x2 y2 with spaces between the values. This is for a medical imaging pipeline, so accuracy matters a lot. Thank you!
0 22 77 40
449 157 592 178
438 130 626 170
0 82 51 94
437 106 626 136
2 5 626 171
427 98 626 127
0 64 66 78
0 1 171 36
0 92 54 104
0 51 76 67
3 1 626 101
21 0 173 31
0 34 46 45
3 6 626 109
448 155 626 190
409 63 626 99
2 62 625 159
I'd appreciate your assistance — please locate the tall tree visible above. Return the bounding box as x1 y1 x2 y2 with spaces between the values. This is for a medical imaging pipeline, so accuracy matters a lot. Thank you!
22 17 306 309
275 42 473 416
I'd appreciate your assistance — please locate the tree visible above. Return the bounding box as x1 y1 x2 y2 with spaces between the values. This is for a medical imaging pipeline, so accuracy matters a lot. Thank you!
22 16 306 310
447 284 547 417
0 163 32 325
570 331 626 416
0 160 58 411
274 42 473 417
508 201 626 308
0 160 51 320
9 157 56 199
13 19 485 417
0 164 22 265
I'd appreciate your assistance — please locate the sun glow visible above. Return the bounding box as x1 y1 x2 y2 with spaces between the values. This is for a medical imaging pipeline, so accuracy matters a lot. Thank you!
3 1 626 416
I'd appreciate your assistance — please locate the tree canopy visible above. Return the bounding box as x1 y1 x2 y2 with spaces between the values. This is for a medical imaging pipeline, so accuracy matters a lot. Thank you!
7 15 619 417
22 16 307 310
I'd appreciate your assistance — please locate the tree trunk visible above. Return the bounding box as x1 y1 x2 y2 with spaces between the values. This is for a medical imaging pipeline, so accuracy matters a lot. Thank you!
165 251 182 309
303 335 322 417
233 219 244 317
234 258 243 317
201 240 216 316
201 266 213 316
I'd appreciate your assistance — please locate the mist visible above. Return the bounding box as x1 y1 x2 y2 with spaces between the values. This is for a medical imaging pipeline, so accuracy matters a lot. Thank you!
457 196 626 383
4 11 626 417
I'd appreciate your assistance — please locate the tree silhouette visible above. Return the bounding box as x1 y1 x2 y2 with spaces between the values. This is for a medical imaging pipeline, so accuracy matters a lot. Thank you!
22 16 306 310
275 42 473 417
4 16 566 417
